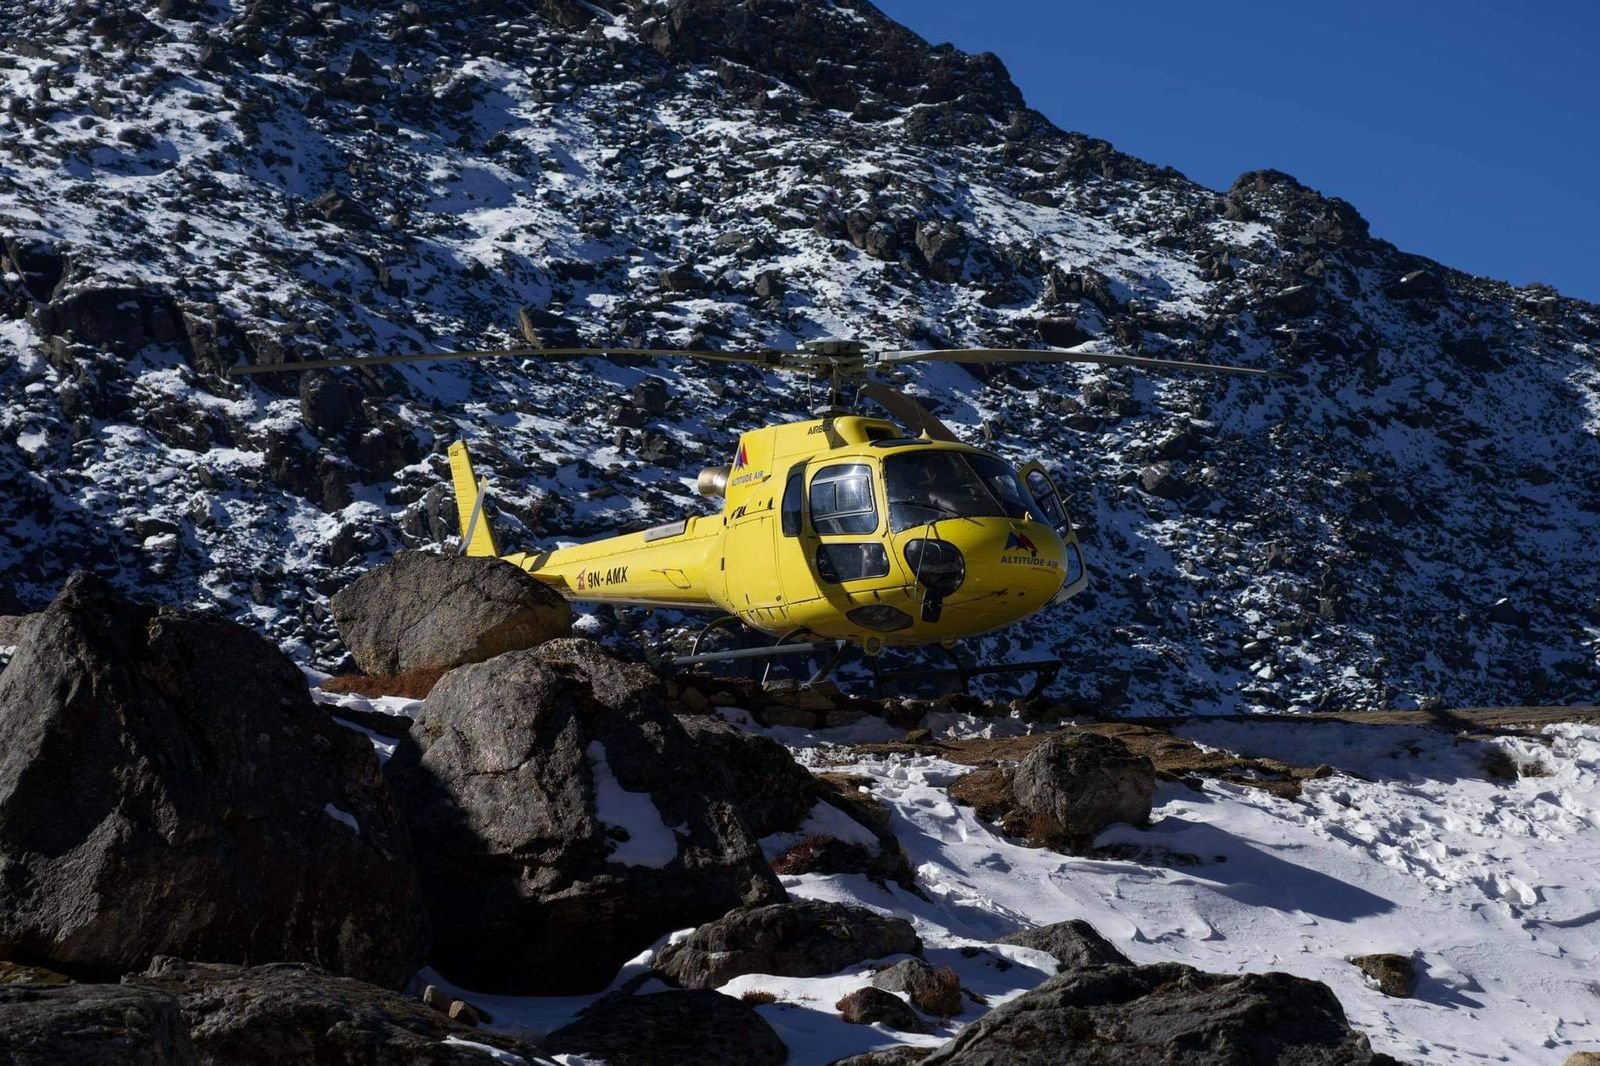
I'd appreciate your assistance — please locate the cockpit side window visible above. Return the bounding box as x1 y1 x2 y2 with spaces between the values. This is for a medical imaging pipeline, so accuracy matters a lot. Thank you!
781 466 804 536
809 463 877 535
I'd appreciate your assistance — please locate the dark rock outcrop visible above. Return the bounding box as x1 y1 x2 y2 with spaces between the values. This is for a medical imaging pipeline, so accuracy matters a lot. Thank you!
920 963 1389 1065
677 716 819 837
996 919 1130 971
655 900 921 989
389 639 783 993
837 985 927 1032
1351 953 1416 998
1012 733 1156 846
0 983 197 1065
128 957 537 1065
544 989 787 1066
0 574 428 988
330 551 571 676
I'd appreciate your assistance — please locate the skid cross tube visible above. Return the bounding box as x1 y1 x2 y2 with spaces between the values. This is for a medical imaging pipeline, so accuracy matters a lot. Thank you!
672 640 846 667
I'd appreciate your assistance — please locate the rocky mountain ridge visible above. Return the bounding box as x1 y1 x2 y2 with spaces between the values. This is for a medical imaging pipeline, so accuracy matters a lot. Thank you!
1 0 1597 711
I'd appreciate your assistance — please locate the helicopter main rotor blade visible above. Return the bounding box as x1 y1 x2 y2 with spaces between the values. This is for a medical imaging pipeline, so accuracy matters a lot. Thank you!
224 346 814 377
856 381 961 442
878 347 1285 378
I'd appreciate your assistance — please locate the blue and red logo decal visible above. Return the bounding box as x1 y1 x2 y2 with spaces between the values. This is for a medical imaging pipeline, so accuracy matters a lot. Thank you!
1005 531 1039 557
733 443 749 470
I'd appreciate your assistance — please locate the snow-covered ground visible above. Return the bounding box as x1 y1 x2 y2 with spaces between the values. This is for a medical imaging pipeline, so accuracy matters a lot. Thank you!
315 677 1600 1064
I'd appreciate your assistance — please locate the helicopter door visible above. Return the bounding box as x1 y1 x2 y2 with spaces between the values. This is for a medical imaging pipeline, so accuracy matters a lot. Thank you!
1018 461 1088 603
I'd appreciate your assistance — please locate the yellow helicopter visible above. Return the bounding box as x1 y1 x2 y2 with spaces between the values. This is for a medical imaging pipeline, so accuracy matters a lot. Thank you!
231 338 1274 689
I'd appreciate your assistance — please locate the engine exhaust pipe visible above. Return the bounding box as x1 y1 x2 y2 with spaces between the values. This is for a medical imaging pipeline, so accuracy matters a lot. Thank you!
696 465 730 498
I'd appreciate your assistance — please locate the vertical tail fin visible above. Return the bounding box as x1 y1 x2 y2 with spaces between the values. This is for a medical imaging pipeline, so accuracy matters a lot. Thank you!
447 440 499 557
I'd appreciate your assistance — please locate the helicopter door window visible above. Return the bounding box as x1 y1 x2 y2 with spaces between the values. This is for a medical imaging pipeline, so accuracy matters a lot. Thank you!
781 467 804 536
809 463 878 535
815 543 890 583
1024 468 1069 533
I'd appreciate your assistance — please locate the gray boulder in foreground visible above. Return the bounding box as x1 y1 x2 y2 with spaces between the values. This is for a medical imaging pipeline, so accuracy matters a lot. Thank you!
330 550 571 676
0 573 428 988
544 989 787 1066
0 983 196 1065
389 639 784 994
1013 733 1156 846
920 962 1395 1065
655 900 922 989
128 957 538 1065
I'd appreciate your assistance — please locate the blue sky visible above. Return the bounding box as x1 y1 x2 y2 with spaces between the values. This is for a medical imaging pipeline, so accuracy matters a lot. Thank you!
873 1 1600 303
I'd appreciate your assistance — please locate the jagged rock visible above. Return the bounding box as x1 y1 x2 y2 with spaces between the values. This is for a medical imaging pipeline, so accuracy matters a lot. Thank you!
544 990 787 1066
128 957 535 1064
996 919 1129 971
632 375 671 415
1351 953 1416 998
1012 733 1155 846
330 551 572 676
1033 315 1087 347
915 220 966 282
837 985 927 1031
920 963 1390 1064
388 640 784 993
677 716 819 837
655 900 922 989
34 287 181 354
1272 284 1320 317
1 235 63 301
1139 460 1189 499
0 983 196 1065
516 305 582 347
0 573 428 988
298 371 354 433
657 263 708 292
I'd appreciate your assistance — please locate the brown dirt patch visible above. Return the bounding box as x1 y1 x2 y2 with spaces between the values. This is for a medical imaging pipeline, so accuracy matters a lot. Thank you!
319 666 448 700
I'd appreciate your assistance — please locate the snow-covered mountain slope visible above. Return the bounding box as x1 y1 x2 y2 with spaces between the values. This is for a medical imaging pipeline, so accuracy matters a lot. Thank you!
2 0 1598 712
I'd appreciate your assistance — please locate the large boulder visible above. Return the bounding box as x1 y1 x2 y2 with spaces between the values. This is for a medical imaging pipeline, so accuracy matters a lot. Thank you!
128 957 538 1065
331 551 571 676
1012 733 1155 847
388 639 784 993
919 963 1390 1065
0 574 428 988
680 716 913 887
677 716 819 837
544 989 787 1066
0 983 196 1065
654 900 922 989
996 919 1130 971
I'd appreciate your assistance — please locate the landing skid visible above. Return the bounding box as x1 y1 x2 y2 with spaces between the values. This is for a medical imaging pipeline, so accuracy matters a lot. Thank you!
673 617 1060 700
870 646 1062 701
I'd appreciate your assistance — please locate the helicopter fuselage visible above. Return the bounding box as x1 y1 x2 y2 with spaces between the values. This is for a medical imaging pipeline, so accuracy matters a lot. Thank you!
456 414 1087 650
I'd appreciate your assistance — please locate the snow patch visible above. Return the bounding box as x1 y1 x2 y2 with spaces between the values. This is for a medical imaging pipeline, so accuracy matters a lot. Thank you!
322 802 360 835
586 741 680 868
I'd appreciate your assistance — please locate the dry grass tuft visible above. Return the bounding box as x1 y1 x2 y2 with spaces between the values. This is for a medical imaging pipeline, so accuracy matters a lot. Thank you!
320 666 448 700
912 965 965 1017
740 989 779 1005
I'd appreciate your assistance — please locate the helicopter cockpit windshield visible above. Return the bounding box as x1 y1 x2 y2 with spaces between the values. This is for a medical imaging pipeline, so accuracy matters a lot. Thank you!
884 450 1041 531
